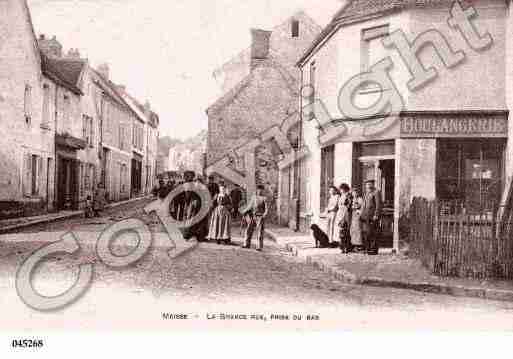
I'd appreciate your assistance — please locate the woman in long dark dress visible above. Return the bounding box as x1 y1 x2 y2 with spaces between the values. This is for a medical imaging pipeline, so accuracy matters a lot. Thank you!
207 182 232 245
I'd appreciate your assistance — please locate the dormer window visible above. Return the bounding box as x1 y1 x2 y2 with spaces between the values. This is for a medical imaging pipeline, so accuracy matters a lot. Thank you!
292 19 300 38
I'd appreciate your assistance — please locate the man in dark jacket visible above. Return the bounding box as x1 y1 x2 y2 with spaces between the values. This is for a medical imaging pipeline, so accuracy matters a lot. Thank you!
230 185 243 219
157 178 171 200
207 175 219 199
360 180 382 255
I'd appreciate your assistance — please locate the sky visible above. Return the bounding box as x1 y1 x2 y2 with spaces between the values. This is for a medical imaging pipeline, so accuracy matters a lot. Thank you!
28 0 343 140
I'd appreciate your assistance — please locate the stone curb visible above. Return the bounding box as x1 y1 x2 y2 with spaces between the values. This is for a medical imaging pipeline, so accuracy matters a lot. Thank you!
0 196 152 234
285 242 513 303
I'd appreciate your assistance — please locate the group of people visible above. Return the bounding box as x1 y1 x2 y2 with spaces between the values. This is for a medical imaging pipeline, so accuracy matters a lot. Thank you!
323 179 382 255
152 173 269 251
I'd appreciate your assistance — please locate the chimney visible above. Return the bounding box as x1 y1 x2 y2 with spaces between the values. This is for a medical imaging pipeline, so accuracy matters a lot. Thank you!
251 29 272 60
97 63 110 80
66 48 81 59
38 34 62 58
144 100 151 116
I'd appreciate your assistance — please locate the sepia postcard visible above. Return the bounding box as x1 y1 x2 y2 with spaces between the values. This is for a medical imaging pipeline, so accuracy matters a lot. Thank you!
2 0 513 354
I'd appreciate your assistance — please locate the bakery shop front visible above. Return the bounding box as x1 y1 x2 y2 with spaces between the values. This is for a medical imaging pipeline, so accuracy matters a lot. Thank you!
400 111 508 209
394 111 509 247
343 110 509 253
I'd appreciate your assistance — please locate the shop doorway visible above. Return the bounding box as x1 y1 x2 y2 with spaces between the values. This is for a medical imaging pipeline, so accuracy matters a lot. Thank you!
355 141 395 248
131 158 142 197
57 157 78 211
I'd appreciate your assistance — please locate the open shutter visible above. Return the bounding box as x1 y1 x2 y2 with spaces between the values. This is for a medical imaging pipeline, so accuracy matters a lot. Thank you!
36 156 43 195
90 118 95 147
22 153 32 196
79 163 84 197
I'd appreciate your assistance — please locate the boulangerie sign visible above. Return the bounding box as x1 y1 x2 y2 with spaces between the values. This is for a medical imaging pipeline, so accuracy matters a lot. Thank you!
400 112 508 138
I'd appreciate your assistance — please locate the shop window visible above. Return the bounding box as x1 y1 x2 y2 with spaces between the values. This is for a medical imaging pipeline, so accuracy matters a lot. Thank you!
437 139 505 214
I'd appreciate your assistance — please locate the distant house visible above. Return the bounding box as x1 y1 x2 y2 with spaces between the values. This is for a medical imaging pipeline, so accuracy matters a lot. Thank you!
168 131 207 174
206 12 321 226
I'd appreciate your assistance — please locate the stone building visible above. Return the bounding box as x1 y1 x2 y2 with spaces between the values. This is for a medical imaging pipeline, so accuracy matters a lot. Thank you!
0 0 86 217
119 91 160 196
91 66 133 202
145 111 159 193
297 0 513 251
0 0 159 218
40 50 86 211
206 12 321 226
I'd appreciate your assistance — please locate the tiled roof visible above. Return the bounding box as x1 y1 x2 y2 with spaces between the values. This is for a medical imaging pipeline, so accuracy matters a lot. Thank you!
92 69 129 108
334 0 403 24
297 0 473 66
40 52 84 95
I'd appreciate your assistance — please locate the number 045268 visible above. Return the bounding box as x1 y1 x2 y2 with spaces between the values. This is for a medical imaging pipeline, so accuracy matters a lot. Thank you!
11 339 44 348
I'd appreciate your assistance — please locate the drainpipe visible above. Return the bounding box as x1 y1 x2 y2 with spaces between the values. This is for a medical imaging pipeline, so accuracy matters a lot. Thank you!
53 84 58 212
295 68 304 232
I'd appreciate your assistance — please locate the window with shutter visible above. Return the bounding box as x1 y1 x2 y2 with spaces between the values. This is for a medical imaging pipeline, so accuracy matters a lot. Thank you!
30 155 37 196
78 163 81 196
36 156 43 196
320 145 335 212
24 85 32 124
82 115 88 141
22 153 32 196
42 84 50 126
90 117 94 147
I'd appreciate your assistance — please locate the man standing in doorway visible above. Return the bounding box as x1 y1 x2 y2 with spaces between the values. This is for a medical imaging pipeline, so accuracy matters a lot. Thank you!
207 175 220 199
360 180 382 255
243 185 268 251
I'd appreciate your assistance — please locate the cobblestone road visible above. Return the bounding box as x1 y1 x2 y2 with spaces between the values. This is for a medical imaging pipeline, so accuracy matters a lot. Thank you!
2 198 513 331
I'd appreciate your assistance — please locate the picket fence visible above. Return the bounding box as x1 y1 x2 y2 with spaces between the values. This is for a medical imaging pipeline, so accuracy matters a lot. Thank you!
410 195 513 279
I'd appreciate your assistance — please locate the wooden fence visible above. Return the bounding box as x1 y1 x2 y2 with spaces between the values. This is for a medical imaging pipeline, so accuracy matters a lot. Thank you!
410 196 513 280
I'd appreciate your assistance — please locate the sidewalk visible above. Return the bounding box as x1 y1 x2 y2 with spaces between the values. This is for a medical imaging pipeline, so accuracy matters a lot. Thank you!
0 196 152 234
265 225 513 302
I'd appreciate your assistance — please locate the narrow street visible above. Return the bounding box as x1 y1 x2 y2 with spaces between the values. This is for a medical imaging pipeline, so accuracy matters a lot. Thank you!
2 198 513 331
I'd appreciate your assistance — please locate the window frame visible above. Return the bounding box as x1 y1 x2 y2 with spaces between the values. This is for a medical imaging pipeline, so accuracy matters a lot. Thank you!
291 19 300 38
24 84 32 124
360 24 390 91
41 84 50 127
